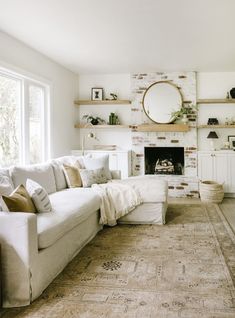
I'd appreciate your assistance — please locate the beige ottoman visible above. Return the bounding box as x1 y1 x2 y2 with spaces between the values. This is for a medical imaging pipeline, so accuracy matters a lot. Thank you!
116 176 168 225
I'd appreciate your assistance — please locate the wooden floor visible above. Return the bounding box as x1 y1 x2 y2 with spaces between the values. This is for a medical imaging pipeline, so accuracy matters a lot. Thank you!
169 197 235 234
219 197 235 234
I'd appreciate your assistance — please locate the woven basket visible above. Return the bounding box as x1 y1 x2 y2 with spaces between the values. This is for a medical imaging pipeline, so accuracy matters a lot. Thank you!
199 181 224 203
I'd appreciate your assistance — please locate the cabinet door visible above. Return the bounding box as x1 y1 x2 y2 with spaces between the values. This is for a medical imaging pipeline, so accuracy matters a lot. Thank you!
198 153 214 181
214 154 229 191
108 153 119 171
228 154 235 192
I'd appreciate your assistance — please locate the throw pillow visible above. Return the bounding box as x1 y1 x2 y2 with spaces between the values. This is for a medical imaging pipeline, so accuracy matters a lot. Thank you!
83 154 112 180
2 184 37 213
26 179 52 213
79 167 108 188
11 163 57 194
62 164 82 188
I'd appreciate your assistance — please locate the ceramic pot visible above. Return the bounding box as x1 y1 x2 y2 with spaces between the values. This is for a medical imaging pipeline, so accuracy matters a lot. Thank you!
181 114 188 125
91 118 99 125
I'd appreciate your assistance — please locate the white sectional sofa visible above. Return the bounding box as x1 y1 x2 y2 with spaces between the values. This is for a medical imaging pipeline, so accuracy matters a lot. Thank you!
0 155 168 308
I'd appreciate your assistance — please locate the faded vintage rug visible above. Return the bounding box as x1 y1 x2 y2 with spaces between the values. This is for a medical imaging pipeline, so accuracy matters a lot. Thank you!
2 203 235 318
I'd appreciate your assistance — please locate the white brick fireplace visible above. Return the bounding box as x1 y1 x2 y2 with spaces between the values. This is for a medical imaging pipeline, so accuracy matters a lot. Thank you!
130 72 199 197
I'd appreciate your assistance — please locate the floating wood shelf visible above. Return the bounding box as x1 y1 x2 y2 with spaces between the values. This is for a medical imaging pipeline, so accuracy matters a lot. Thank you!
74 124 130 129
74 100 131 106
136 124 189 132
75 123 190 132
198 124 235 128
197 99 235 104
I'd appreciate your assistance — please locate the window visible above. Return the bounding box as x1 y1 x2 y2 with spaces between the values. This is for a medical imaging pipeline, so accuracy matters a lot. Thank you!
0 69 50 167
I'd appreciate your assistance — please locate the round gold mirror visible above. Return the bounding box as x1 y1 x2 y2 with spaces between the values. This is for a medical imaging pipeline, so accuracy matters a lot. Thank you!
142 81 183 124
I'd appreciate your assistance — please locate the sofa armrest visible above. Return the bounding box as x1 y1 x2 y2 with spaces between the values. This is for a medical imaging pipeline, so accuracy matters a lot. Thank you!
110 170 121 179
0 212 38 307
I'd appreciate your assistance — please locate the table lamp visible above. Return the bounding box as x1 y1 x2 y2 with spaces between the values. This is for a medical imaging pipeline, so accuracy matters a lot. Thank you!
82 123 99 156
207 131 218 151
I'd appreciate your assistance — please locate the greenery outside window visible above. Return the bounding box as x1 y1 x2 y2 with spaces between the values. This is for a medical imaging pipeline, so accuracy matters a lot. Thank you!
0 68 50 167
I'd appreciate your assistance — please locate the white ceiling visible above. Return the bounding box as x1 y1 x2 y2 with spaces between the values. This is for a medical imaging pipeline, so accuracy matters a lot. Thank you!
0 0 235 74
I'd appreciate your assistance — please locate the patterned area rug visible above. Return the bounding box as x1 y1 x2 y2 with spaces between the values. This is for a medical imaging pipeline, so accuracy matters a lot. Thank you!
2 203 235 317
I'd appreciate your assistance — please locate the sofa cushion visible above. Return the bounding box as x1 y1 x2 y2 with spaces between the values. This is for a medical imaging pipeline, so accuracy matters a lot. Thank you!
2 184 37 213
37 188 100 249
11 163 56 194
51 156 87 191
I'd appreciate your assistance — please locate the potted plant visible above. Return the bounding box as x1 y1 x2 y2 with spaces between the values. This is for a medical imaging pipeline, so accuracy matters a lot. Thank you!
171 104 197 123
82 114 105 125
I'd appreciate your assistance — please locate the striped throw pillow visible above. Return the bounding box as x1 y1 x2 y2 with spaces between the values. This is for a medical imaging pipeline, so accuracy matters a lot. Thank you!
26 179 52 213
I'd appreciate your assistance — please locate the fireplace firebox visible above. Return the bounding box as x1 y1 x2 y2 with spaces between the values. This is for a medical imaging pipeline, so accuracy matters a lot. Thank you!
145 147 184 175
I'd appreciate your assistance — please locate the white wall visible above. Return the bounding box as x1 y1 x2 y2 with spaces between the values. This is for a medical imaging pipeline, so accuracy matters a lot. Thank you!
77 74 132 150
197 72 235 150
0 31 79 158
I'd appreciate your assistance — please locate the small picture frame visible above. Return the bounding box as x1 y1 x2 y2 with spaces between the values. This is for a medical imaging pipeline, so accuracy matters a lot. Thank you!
228 135 235 149
91 88 103 101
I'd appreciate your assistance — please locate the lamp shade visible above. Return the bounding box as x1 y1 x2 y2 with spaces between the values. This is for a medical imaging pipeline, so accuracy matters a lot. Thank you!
207 131 218 139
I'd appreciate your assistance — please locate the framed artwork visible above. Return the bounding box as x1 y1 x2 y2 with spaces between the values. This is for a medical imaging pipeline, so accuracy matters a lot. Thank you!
91 88 103 101
228 135 235 149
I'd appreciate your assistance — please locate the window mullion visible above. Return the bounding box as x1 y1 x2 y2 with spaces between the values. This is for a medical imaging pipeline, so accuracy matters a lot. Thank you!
23 80 30 165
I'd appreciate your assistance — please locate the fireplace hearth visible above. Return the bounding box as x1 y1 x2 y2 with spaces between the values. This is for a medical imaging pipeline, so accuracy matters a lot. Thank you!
145 147 184 175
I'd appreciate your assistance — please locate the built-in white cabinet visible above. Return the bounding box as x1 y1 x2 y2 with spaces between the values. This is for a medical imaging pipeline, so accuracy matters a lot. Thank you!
229 154 235 192
71 150 131 179
198 150 235 193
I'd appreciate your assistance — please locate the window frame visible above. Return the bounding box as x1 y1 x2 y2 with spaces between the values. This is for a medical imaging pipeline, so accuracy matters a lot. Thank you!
0 66 51 166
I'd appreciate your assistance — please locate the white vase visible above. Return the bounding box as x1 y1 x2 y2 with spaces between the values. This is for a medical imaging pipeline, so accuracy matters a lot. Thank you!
181 114 188 125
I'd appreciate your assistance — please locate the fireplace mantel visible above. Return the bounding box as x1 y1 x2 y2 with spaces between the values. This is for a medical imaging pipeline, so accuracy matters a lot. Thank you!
136 124 189 132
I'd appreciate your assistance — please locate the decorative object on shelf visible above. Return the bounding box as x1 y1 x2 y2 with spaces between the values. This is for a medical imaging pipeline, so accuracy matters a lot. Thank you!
82 132 99 155
226 91 230 99
225 117 230 125
91 87 103 101
143 81 183 124
207 131 218 151
82 114 105 125
233 141 235 151
221 141 230 150
230 87 235 99
228 135 235 150
109 112 120 125
106 93 118 100
207 118 219 125
171 103 197 122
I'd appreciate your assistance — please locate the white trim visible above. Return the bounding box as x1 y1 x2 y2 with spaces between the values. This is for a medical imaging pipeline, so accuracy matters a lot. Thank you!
0 60 52 86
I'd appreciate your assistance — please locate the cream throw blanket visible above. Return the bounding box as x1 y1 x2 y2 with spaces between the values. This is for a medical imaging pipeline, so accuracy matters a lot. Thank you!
92 182 142 226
